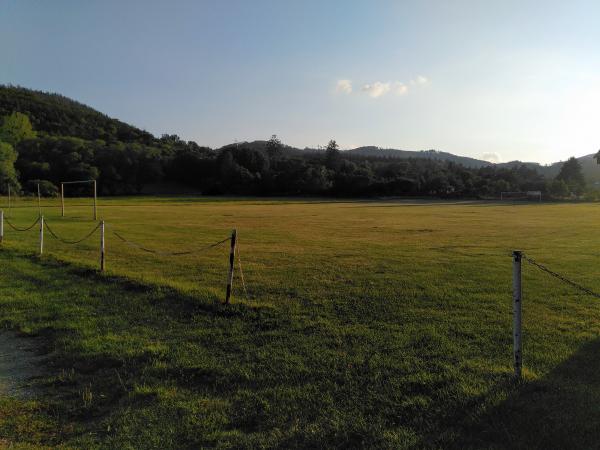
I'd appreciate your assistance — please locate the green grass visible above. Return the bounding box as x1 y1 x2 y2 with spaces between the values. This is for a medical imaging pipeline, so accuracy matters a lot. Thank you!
1 196 600 448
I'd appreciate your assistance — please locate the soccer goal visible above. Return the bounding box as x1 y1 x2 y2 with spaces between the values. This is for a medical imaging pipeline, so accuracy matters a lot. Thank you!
500 191 542 202
60 179 97 220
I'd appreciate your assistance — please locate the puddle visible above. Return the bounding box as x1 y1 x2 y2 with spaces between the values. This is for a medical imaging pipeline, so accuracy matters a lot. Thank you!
0 332 46 398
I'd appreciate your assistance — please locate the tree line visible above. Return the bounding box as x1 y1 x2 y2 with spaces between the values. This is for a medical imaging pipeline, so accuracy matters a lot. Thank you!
0 110 591 199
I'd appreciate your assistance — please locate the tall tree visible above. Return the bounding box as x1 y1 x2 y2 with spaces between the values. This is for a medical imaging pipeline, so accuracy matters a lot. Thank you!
266 134 283 160
325 139 341 169
0 141 20 193
0 112 36 146
556 156 585 195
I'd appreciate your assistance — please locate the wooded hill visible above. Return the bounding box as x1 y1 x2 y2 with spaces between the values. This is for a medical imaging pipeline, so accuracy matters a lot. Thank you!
0 85 595 198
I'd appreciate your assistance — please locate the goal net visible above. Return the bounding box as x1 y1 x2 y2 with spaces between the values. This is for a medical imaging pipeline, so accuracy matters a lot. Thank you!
61 180 97 220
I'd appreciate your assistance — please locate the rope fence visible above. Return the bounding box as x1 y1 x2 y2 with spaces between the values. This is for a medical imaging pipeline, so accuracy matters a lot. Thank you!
512 250 600 378
44 220 102 245
0 209 240 303
522 253 600 299
5 216 40 232
111 229 230 257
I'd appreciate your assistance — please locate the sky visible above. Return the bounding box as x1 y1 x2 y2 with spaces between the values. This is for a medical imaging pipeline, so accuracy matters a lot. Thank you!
1 0 599 164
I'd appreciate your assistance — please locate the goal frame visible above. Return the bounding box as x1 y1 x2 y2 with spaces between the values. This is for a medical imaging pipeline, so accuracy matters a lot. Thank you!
60 179 97 220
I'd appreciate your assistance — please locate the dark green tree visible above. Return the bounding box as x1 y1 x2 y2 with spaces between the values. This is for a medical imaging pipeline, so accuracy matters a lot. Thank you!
0 112 36 146
266 135 283 160
556 157 585 195
550 178 569 198
0 141 20 193
325 139 341 169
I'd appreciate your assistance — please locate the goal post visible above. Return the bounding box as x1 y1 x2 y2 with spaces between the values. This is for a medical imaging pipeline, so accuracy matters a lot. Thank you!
60 179 97 220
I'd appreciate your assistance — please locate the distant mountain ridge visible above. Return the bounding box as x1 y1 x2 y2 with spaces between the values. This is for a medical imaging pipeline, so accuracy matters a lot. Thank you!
2 84 598 183
345 146 494 168
245 143 600 183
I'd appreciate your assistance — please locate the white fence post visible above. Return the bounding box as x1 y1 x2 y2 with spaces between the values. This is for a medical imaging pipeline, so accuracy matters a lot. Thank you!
513 250 523 378
100 220 105 271
39 215 44 256
37 182 41 217
61 183 65 217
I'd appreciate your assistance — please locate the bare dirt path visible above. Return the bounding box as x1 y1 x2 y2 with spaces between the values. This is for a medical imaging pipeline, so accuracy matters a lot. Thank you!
0 332 46 398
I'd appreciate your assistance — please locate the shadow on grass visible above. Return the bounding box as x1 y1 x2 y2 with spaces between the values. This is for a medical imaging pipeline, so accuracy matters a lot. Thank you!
7 246 261 320
453 338 600 449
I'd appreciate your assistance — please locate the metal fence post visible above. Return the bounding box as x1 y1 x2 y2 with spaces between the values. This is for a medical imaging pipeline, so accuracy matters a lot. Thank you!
513 250 522 378
37 182 41 217
39 215 44 256
61 183 65 217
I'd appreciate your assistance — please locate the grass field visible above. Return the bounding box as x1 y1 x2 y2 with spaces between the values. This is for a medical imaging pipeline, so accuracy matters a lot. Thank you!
1 196 600 448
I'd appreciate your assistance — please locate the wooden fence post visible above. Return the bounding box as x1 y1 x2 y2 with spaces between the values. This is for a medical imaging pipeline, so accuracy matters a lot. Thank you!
61 183 65 217
39 215 44 256
225 229 237 304
0 209 3 244
100 220 105 271
513 250 522 378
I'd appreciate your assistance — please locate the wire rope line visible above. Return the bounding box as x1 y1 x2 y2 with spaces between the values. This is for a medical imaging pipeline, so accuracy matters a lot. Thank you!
5 216 40 232
44 220 101 245
111 230 230 257
523 253 600 299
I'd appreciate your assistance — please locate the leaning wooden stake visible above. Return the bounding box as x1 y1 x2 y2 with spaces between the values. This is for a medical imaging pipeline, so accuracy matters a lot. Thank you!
0 209 4 244
100 220 105 271
39 215 44 256
513 250 522 378
225 229 237 304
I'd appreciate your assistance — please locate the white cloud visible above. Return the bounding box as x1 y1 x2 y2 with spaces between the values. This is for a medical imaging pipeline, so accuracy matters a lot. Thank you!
482 152 501 163
361 81 391 98
338 75 427 98
335 79 353 94
410 75 430 86
393 82 408 96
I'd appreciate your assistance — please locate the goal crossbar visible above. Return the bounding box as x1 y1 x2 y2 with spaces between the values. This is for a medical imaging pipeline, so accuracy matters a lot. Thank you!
61 180 96 185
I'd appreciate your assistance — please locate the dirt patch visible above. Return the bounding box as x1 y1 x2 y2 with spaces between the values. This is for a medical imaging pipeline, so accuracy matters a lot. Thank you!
0 332 46 398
